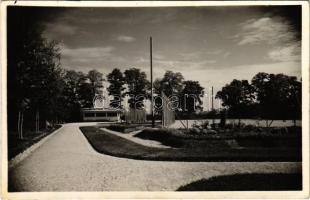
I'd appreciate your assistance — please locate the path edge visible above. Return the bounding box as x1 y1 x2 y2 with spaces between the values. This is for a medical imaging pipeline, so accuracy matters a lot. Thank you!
8 126 63 169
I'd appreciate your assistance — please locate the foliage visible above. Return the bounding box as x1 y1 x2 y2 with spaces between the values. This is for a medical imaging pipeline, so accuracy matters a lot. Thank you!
180 81 204 113
106 124 142 133
216 79 255 123
124 68 150 109
251 73 301 121
7 8 105 131
107 68 125 108
216 73 301 122
7 8 64 134
87 69 104 96
154 71 184 96
59 70 85 121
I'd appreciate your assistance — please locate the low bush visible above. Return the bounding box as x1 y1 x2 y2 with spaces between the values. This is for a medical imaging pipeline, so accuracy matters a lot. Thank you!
242 124 256 132
137 126 301 141
106 124 141 133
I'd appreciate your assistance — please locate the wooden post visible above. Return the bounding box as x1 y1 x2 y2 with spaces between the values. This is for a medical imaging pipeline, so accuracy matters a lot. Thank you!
150 37 155 128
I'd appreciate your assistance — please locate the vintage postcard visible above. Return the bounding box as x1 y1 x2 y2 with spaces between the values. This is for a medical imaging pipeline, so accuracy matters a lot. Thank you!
0 1 309 199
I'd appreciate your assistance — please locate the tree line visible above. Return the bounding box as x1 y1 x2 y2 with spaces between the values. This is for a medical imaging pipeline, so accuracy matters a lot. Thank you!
107 69 204 114
216 73 301 126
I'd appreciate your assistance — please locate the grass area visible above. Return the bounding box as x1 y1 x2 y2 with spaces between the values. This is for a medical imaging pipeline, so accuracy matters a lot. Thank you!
80 126 301 161
135 128 301 148
137 127 301 139
8 125 61 160
105 124 143 133
177 173 302 191
134 129 231 148
104 123 161 133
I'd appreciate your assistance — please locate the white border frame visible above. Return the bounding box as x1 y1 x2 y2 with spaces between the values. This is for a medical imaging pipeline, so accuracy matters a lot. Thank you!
1 1 309 199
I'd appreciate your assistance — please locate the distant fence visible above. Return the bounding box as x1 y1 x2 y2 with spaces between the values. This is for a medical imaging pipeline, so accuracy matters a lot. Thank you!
125 109 147 123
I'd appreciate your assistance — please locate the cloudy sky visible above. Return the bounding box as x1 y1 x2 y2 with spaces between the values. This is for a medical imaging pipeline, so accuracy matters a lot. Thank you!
40 6 301 109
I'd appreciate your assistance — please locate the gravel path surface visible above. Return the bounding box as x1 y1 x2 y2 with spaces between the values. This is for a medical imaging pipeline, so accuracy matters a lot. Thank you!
101 128 172 148
9 123 302 191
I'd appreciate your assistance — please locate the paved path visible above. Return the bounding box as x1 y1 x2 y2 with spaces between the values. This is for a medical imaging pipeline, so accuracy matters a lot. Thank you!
9 123 302 191
101 128 172 148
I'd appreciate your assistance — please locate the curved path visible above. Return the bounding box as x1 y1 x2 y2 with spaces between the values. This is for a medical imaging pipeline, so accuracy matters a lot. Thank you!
9 123 301 191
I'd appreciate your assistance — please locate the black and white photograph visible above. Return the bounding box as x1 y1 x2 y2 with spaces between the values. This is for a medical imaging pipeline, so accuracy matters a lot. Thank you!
1 1 309 198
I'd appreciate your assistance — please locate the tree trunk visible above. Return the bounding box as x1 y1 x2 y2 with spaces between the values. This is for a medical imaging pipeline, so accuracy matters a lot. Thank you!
20 111 24 139
35 111 37 132
35 110 40 133
17 111 21 139
268 120 273 127
265 119 273 127
38 111 40 132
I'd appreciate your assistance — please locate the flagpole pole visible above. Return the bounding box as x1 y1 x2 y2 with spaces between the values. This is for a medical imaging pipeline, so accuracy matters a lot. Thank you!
150 37 155 128
212 86 215 126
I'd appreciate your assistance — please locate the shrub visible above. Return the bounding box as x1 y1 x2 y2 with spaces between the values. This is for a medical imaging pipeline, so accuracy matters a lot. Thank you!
107 124 139 133
201 121 209 129
224 123 234 129
242 124 256 132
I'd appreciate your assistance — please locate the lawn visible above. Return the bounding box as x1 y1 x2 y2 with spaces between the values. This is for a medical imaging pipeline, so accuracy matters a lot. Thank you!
135 128 301 148
80 126 301 161
177 173 302 191
8 125 62 160
104 124 145 133
103 123 161 133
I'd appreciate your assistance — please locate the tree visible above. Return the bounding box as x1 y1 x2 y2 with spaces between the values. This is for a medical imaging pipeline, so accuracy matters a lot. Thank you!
26 40 63 132
71 70 105 109
154 71 184 96
287 77 302 126
59 70 86 122
7 7 64 136
124 68 149 109
107 68 125 108
252 73 301 126
87 70 104 98
180 81 204 114
153 71 184 114
216 79 255 126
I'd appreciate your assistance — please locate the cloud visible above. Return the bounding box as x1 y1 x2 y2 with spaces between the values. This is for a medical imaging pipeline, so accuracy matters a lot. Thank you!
116 35 136 42
154 59 217 71
61 45 114 60
44 23 78 36
268 43 301 62
60 45 123 71
236 17 296 45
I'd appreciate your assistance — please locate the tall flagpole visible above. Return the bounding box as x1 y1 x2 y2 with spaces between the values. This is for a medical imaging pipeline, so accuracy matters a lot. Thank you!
150 37 155 128
212 86 215 125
